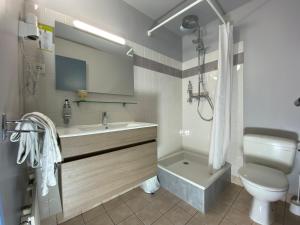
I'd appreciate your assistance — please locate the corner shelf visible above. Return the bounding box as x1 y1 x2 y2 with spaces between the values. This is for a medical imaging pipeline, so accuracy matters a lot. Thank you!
73 100 137 107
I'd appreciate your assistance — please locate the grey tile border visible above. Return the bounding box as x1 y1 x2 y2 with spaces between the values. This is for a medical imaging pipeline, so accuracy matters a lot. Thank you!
182 61 218 79
134 55 182 78
134 52 244 79
182 52 244 78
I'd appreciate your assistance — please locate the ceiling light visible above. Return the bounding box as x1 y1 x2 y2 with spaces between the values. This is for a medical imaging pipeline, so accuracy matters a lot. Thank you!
73 20 126 45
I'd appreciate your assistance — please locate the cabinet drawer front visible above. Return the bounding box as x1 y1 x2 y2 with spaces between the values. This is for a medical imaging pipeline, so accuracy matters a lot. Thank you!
60 127 157 159
60 142 157 218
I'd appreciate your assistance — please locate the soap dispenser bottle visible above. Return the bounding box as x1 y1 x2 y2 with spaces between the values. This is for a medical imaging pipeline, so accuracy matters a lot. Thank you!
63 99 72 125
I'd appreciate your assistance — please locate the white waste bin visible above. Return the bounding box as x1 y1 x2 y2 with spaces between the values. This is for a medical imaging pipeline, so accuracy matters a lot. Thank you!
140 176 160 194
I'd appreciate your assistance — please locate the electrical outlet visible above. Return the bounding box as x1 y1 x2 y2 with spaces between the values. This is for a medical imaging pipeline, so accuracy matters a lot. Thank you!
34 63 46 74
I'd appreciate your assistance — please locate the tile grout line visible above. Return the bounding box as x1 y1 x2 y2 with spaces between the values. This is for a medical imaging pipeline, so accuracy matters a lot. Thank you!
157 199 188 225
102 204 120 225
120 190 181 225
120 194 154 225
282 199 287 225
183 210 198 225
217 187 243 225
173 199 198 225
147 191 197 225
56 186 243 225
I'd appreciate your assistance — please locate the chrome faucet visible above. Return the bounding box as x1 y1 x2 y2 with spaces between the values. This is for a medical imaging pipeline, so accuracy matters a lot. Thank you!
102 112 108 129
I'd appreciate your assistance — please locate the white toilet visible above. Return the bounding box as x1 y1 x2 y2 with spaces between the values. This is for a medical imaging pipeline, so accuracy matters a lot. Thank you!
238 134 297 225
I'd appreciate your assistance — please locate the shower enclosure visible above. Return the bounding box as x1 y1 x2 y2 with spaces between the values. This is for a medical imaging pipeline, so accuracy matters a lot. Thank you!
147 0 234 213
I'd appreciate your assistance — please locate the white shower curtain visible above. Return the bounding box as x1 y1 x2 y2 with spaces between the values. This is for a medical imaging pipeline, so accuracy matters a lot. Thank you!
209 22 233 172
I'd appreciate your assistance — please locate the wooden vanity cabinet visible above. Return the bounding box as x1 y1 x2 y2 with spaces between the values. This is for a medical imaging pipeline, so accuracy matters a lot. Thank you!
57 127 157 221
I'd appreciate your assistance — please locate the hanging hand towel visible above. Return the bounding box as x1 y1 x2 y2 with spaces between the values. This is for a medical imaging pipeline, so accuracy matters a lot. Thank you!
10 112 62 196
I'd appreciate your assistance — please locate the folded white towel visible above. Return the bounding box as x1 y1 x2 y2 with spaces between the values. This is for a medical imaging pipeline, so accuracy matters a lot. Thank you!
10 112 62 196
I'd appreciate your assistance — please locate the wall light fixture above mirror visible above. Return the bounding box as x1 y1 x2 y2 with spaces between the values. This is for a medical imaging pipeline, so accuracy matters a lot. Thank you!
73 20 126 45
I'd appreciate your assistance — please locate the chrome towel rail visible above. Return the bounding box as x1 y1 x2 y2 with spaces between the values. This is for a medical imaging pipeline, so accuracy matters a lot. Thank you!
1 113 44 141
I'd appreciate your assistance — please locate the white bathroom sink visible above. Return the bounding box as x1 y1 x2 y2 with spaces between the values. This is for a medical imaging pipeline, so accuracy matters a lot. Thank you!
57 122 157 138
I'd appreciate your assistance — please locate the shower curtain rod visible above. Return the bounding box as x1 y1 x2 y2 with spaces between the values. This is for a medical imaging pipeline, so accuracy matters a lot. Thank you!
147 0 226 36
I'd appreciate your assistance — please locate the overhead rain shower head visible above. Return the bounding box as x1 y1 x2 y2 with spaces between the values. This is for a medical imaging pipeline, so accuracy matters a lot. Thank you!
180 15 199 32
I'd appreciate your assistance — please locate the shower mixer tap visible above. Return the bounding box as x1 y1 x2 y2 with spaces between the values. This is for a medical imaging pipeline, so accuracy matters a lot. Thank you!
187 81 209 103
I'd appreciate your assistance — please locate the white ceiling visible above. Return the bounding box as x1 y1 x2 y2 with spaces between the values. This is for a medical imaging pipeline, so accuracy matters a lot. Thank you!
122 0 251 36
123 0 184 20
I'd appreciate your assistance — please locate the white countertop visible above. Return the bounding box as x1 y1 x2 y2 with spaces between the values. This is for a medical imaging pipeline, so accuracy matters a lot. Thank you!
57 121 157 138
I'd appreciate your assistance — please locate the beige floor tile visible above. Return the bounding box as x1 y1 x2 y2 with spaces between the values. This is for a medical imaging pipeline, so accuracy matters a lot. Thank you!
59 215 85 225
219 184 242 205
125 195 151 212
83 205 106 223
219 218 235 225
186 214 214 225
85 213 114 225
176 200 197 216
164 205 192 225
120 188 145 202
239 189 252 198
231 193 252 215
105 203 133 224
136 203 162 225
224 207 252 225
189 211 224 225
104 197 124 211
186 217 201 225
149 192 179 214
153 188 167 196
272 201 286 225
53 185 300 225
152 216 173 225
210 201 231 216
117 215 144 225
284 204 300 225
163 191 181 204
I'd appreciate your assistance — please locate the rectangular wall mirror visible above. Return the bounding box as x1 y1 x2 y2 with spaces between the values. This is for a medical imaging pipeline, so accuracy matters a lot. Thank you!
55 21 134 96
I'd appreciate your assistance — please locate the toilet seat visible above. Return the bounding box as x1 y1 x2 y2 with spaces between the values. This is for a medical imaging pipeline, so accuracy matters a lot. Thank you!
239 163 288 192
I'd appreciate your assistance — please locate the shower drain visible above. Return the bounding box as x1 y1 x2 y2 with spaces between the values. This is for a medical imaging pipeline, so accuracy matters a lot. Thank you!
183 161 189 165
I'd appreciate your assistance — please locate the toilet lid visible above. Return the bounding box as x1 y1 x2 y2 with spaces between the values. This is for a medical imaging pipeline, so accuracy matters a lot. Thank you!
238 163 288 192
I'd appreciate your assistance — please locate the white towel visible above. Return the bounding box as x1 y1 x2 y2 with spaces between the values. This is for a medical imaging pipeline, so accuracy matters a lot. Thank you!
10 112 62 196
